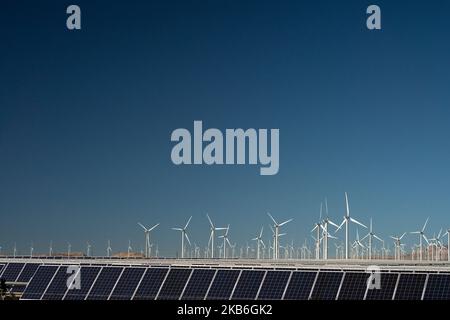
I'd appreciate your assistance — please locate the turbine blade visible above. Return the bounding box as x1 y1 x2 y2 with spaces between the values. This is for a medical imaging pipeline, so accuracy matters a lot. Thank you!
185 216 192 229
172 228 182 231
185 233 191 246
206 213 214 228
345 192 350 217
279 218 293 226
259 226 264 238
138 222 147 231
328 220 339 229
410 231 421 234
335 219 346 233
267 212 278 225
149 223 160 231
374 235 383 242
350 218 367 229
422 217 429 232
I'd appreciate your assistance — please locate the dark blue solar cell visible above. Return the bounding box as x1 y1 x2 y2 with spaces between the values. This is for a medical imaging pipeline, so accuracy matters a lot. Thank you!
365 273 398 300
257 271 291 300
133 268 169 300
394 273 426 300
206 270 241 300
181 269 216 300
310 272 343 300
231 270 265 300
0 263 25 282
423 274 450 300
64 266 101 300
86 267 123 300
283 271 317 300
16 263 40 282
109 267 146 300
157 268 192 300
338 272 371 300
21 265 59 300
42 266 72 300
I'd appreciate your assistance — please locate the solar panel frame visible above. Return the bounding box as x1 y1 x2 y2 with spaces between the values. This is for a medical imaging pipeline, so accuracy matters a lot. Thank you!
21 265 59 300
231 270 265 300
394 273 427 300
365 272 399 300
423 274 450 300
181 269 216 300
283 271 317 300
310 271 343 300
206 269 241 300
86 267 124 300
109 267 146 300
338 272 371 300
63 266 101 300
257 271 291 300
132 268 169 300
156 268 192 300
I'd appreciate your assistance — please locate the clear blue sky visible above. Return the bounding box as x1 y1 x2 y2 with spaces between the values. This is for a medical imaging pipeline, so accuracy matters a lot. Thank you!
1 0 450 256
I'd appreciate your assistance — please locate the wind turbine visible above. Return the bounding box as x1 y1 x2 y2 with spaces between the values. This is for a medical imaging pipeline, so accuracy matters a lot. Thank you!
390 233 406 260
49 241 53 257
13 243 17 258
252 227 265 260
352 229 365 259
86 242 91 257
361 218 383 260
30 242 34 258
311 203 323 260
267 212 293 260
335 192 367 260
67 242 71 258
218 225 231 259
322 198 339 260
138 222 159 258
206 214 227 259
127 240 133 258
172 216 192 259
410 217 429 261
107 240 112 257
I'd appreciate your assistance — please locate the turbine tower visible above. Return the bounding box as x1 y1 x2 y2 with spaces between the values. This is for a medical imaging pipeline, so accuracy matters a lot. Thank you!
267 212 293 260
86 242 91 257
206 214 226 259
322 198 339 260
138 222 159 258
218 225 231 259
336 192 367 260
410 217 429 261
127 240 133 258
172 216 192 259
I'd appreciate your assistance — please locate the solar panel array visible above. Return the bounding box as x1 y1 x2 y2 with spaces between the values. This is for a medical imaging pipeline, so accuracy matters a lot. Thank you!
1 261 448 300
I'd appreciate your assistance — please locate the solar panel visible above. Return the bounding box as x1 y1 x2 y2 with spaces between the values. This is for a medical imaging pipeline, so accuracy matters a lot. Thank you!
206 269 241 300
64 266 101 300
394 273 427 300
41 266 73 300
257 271 291 300
86 267 123 300
181 269 216 300
231 270 265 300
338 272 370 300
133 268 169 300
0 264 4 275
310 272 343 300
17 263 40 282
21 265 59 300
365 273 398 300
0 263 25 281
157 268 192 300
423 274 450 300
109 267 146 300
283 271 317 300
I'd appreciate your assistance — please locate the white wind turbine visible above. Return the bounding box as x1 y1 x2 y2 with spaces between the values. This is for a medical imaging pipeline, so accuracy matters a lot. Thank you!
86 242 91 257
107 240 112 257
267 212 293 260
252 227 265 260
172 216 192 259
322 198 339 260
361 218 383 260
218 225 231 259
127 240 133 258
352 229 365 259
410 217 429 261
30 242 34 258
67 242 71 258
13 242 17 258
444 229 450 262
49 241 53 256
311 203 323 260
335 192 367 260
206 214 227 259
138 222 159 258
390 233 406 260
